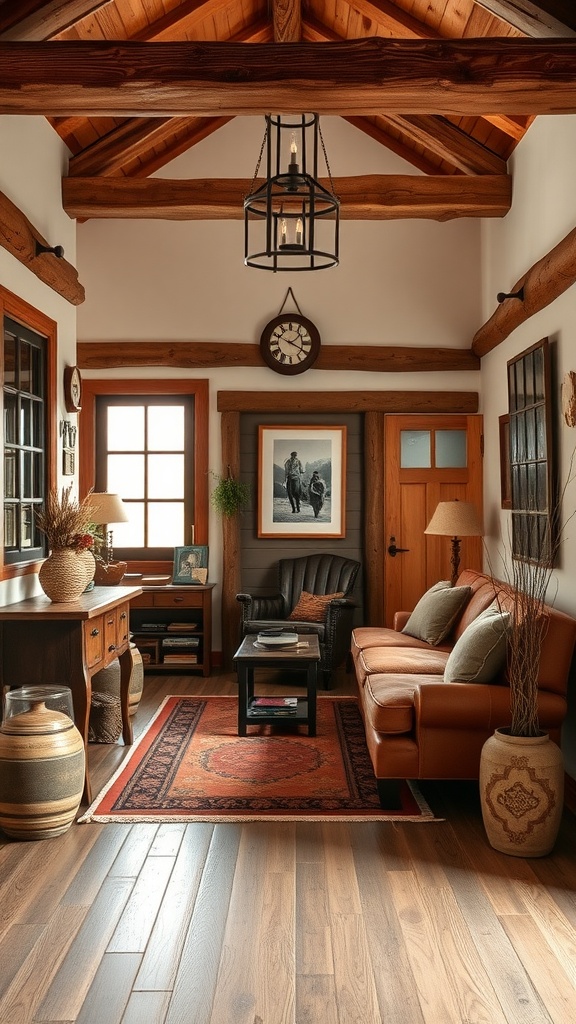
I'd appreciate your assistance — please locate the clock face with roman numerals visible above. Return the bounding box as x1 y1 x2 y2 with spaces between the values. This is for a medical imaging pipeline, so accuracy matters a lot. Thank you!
259 315 321 375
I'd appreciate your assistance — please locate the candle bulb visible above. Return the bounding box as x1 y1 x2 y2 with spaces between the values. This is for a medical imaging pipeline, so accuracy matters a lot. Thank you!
296 218 303 246
281 218 287 245
289 132 298 168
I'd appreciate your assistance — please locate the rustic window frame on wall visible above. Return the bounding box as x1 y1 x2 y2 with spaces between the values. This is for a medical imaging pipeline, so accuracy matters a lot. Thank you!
507 337 554 565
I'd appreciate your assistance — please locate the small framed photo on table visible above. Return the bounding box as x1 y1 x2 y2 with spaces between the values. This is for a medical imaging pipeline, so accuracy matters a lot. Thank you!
173 545 209 585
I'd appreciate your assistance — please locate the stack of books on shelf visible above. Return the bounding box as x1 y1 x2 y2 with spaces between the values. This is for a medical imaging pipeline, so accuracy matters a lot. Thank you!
249 697 299 716
162 635 200 665
166 621 198 632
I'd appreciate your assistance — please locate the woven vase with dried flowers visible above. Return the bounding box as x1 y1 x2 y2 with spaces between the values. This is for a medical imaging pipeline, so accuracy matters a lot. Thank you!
35 486 97 602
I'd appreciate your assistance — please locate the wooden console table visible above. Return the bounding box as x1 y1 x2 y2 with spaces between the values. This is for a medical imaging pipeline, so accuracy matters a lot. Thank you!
0 585 143 804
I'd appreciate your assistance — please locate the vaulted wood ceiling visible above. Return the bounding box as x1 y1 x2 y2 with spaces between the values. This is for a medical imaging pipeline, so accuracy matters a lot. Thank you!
1 1 576 221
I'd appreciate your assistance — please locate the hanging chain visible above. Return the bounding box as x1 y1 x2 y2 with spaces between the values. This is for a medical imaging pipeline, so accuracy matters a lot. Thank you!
246 121 268 199
318 118 338 199
278 288 303 316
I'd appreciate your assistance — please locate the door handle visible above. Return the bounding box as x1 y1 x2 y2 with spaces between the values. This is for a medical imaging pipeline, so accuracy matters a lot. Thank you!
388 536 410 557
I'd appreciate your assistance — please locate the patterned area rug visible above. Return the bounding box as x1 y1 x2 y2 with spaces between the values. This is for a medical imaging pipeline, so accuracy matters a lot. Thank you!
79 696 436 823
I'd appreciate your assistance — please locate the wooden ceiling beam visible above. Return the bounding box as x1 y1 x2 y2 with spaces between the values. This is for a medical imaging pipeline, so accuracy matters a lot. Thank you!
0 1 112 40
384 115 507 175
473 1 576 37
66 19 272 178
68 116 234 176
304 14 527 143
472 221 576 355
4 39 576 118
481 113 528 141
273 0 301 43
0 188 84 304
61 173 512 220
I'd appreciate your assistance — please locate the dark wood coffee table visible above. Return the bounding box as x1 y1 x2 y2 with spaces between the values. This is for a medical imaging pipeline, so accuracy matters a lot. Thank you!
233 634 321 736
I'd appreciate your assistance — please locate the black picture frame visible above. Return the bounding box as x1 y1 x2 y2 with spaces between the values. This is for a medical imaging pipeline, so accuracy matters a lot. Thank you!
507 338 554 564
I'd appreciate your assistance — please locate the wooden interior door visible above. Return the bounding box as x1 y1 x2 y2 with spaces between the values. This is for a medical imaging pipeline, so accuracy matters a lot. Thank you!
384 414 483 625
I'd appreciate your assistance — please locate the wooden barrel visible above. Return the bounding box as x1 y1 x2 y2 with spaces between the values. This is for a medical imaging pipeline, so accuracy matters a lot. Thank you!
0 695 85 840
92 642 144 716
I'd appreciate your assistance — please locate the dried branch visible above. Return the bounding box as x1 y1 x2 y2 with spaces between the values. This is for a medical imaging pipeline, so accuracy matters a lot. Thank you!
35 485 96 551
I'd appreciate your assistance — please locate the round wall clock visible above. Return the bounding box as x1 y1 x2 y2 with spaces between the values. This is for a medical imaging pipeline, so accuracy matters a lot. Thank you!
64 365 82 412
260 314 321 375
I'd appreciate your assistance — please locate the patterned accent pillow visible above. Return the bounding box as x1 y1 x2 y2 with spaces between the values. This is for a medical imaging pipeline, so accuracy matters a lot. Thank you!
288 591 345 623
401 580 471 646
444 602 510 683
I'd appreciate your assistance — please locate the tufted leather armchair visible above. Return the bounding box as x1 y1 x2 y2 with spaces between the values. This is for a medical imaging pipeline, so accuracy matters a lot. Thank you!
236 553 360 688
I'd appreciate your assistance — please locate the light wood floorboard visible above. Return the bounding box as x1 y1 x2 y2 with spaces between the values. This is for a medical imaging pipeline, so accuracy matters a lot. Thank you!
0 668 575 1023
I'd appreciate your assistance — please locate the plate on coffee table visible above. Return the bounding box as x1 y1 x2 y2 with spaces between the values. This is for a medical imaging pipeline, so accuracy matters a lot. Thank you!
256 632 299 647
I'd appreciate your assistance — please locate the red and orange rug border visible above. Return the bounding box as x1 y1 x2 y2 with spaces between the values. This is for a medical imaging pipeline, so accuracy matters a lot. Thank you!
79 696 437 823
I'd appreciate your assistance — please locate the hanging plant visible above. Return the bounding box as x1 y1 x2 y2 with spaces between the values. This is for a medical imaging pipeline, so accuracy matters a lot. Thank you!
211 467 251 518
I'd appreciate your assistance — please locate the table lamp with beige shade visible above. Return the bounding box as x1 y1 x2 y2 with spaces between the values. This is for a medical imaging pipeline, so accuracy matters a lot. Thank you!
86 492 129 585
425 499 483 586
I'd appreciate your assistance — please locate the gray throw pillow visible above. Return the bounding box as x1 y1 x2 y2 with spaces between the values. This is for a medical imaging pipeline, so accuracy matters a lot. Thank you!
444 602 510 683
401 580 471 646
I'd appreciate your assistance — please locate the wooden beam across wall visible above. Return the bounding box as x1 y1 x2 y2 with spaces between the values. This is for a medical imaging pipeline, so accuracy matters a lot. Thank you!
77 341 480 373
62 175 512 221
217 392 479 413
472 222 576 355
0 188 85 305
3 39 576 116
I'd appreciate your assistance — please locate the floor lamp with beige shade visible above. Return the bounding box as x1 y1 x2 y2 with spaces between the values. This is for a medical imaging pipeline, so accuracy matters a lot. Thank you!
425 500 483 586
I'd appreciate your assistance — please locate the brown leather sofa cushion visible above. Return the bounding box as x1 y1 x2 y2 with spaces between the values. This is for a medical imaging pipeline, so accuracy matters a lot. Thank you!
359 646 448 679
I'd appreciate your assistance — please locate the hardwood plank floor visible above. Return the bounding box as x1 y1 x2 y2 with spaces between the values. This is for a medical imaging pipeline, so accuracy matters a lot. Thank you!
1 667 576 1024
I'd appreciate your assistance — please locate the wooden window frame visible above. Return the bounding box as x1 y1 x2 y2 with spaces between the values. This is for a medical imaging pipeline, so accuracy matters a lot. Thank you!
0 286 57 582
79 379 209 574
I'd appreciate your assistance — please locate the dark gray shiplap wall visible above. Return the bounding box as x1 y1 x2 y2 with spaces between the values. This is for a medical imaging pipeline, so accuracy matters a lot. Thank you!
239 411 364 623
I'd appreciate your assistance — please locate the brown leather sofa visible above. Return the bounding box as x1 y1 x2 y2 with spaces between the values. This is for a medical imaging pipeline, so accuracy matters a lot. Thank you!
351 569 576 786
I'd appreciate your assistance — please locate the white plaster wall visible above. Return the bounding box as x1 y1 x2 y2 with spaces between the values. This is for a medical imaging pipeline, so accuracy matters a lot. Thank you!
76 116 483 648
77 117 481 348
480 115 576 775
0 115 77 604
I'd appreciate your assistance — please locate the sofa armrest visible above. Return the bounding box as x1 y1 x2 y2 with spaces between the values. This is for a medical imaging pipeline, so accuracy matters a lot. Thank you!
414 682 512 732
393 611 410 631
414 682 567 733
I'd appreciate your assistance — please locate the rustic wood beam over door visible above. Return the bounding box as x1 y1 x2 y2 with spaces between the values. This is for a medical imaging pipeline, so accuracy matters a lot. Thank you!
62 175 512 221
216 390 478 666
3 40 576 116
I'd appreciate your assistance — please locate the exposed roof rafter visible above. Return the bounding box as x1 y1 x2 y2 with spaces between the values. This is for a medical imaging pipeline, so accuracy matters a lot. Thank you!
473 1 576 37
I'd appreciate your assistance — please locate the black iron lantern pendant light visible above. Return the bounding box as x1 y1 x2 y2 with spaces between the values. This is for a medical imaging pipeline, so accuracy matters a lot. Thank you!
244 114 340 272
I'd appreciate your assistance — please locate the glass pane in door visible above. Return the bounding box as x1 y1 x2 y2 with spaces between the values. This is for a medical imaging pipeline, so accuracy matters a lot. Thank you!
400 430 431 468
436 430 467 468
